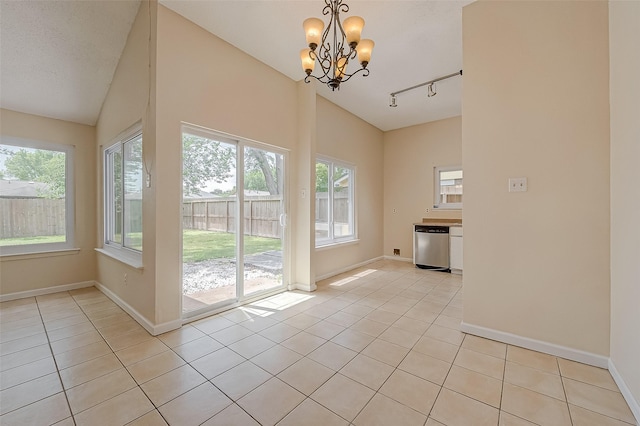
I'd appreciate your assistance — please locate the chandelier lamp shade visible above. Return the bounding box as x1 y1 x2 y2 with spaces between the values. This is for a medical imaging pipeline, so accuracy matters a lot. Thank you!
300 0 374 91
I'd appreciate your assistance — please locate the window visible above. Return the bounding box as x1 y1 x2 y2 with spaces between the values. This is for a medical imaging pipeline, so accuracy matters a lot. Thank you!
104 125 143 257
315 158 355 247
0 138 74 255
434 165 463 209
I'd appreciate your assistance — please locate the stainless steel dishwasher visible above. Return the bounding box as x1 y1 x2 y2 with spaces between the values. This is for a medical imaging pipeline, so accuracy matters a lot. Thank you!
413 225 450 270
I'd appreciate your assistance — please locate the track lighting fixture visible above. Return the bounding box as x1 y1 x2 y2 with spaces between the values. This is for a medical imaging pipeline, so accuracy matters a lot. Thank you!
389 70 462 107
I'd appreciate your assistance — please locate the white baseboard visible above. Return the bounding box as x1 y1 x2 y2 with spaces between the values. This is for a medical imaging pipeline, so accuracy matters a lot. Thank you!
94 282 181 336
608 359 640 424
460 321 609 368
290 282 317 292
0 281 95 302
383 255 413 263
315 256 384 282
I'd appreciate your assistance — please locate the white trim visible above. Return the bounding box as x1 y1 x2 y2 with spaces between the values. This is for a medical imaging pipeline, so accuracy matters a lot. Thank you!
291 282 317 292
460 321 609 368
434 164 463 210
183 286 289 324
102 122 143 258
315 256 384 282
383 255 413 263
1 248 81 261
608 359 640 424
94 281 181 336
0 138 75 255
315 156 357 247
316 239 360 251
95 247 143 269
0 281 94 302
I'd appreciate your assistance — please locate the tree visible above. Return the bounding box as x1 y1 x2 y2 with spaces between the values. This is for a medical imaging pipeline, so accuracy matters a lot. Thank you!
244 148 282 195
181 136 284 197
3 148 66 198
315 162 329 192
182 134 234 197
315 162 348 193
244 169 269 192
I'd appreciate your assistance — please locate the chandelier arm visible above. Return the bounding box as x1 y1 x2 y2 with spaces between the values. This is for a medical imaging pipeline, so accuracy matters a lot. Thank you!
322 0 332 16
301 0 372 90
338 66 370 84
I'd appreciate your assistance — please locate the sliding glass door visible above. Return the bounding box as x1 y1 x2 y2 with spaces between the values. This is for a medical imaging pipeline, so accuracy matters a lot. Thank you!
243 146 285 297
181 126 286 317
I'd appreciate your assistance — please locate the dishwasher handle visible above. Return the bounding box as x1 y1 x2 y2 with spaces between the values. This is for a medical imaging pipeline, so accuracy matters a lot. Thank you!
415 225 449 234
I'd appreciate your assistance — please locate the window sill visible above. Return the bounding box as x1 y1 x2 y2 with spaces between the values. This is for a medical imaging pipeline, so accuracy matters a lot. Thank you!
316 239 360 251
0 248 81 262
433 204 463 210
95 247 143 270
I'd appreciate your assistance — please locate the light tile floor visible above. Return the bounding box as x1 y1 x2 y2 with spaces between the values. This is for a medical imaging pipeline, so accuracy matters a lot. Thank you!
0 260 636 426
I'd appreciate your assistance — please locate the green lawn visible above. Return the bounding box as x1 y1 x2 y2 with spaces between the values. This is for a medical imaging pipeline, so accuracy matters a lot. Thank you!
0 235 65 246
1 230 279 263
183 229 280 263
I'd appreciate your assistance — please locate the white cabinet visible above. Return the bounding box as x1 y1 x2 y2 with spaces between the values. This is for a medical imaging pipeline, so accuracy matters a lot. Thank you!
450 227 463 273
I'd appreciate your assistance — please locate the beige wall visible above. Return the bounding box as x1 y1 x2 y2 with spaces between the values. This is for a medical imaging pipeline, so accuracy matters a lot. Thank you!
609 0 640 412
462 1 611 355
95 1 157 323
315 96 384 278
154 5 299 322
0 109 96 294
383 116 462 259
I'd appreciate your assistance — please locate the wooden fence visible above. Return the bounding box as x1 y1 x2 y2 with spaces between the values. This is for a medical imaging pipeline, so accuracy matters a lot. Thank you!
182 196 282 238
0 198 65 238
315 192 349 223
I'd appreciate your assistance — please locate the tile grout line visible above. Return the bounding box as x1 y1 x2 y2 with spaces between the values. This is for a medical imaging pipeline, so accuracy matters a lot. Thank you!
34 292 77 426
557 356 575 426
67 290 161 425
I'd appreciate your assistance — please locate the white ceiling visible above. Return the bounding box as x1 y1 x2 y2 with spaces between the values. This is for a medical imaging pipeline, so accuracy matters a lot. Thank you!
1 0 470 131
0 0 140 126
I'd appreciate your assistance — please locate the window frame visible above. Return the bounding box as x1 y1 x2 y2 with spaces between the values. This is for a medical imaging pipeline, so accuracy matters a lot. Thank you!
315 156 356 248
0 137 75 256
102 123 143 265
434 165 463 210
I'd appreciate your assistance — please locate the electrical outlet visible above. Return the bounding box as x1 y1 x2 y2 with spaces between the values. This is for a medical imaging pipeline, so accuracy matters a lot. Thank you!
123 273 128 285
425 208 430 213
508 177 528 192
392 208 397 213
393 249 400 256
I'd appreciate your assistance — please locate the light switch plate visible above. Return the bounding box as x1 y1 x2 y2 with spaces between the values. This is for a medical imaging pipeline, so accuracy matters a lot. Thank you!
509 177 528 192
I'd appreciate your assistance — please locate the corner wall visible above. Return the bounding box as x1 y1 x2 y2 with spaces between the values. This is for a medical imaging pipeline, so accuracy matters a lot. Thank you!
0 109 96 294
462 1 611 358
609 0 640 418
154 5 299 323
95 0 157 323
314 96 384 279
383 116 462 260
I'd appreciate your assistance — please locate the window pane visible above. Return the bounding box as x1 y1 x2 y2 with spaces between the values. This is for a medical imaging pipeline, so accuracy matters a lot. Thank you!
315 161 329 240
315 158 356 247
107 147 123 244
333 165 352 238
437 168 463 206
123 136 142 251
0 144 67 247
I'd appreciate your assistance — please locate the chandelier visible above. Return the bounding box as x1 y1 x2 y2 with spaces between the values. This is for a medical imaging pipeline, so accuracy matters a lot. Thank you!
300 0 374 91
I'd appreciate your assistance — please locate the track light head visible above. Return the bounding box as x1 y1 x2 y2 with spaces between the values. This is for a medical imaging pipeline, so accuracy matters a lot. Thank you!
427 82 437 98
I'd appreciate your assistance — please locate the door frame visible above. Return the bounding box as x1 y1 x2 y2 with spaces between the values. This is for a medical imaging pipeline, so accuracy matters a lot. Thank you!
180 123 290 320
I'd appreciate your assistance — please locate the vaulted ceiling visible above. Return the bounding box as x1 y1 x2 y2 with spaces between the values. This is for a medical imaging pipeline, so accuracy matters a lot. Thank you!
1 1 470 131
